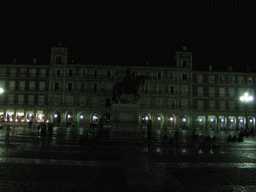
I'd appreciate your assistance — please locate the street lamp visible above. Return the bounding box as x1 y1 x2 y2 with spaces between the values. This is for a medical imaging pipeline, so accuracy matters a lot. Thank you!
240 92 254 131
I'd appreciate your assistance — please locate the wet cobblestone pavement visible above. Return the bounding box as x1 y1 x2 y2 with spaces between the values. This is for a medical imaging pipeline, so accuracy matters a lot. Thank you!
0 126 256 191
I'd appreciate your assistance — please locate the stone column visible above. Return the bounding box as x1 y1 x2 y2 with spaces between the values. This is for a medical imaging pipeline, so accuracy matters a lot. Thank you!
13 110 17 124
73 111 77 126
205 115 208 130
236 115 239 130
24 110 27 123
33 109 37 123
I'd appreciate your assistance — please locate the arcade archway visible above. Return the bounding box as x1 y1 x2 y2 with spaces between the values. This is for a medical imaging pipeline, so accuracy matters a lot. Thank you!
179 115 187 129
77 112 86 127
53 111 61 126
66 111 73 125
142 113 151 128
167 114 174 128
155 114 164 129
103 113 112 127
91 113 98 125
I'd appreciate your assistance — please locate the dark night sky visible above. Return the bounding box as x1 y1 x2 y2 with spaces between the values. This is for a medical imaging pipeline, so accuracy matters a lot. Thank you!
0 1 255 72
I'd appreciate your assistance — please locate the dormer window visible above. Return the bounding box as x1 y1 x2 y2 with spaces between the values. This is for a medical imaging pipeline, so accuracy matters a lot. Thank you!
182 60 187 68
158 72 161 80
182 74 187 80
56 56 61 64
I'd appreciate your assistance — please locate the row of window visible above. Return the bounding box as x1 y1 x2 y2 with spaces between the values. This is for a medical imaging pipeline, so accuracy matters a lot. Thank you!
0 68 47 77
6 94 45 105
197 75 254 84
0 81 46 91
197 87 254 97
54 69 189 81
197 100 254 110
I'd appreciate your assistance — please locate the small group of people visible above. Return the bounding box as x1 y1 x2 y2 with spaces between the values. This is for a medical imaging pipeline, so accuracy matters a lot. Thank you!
66 122 75 128
168 131 180 145
37 122 53 135
191 129 218 149
227 134 243 142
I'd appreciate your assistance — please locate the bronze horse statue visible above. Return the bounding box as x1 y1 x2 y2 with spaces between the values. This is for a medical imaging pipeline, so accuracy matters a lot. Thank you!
112 75 146 104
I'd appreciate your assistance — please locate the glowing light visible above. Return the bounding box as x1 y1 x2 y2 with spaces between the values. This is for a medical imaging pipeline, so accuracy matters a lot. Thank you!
54 114 57 118
5 119 7 121
240 92 253 102
93 116 97 120
158 117 161 121
170 117 174 121
67 115 70 118
211 118 214 122
0 88 3 94
80 115 83 119
231 119 234 123
145 117 149 120
27 119 29 122
21 119 24 122
10 119 12 122
8 114 12 117
199 119 203 122
183 118 186 122
221 119 224 122
46 120 49 123
250 119 253 123
240 119 243 123
15 119 18 122
28 113 32 117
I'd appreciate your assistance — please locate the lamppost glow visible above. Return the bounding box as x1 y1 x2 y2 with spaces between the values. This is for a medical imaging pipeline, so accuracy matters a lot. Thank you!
170 117 173 121
67 115 70 118
231 119 234 123
199 119 203 122
158 117 161 121
54 114 57 118
250 119 253 123
211 118 214 122
183 118 186 122
240 92 254 131
80 115 83 119
240 92 253 102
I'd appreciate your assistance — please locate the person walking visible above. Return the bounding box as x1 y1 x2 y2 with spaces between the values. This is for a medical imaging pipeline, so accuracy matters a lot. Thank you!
5 125 11 144
48 123 53 135
37 123 41 134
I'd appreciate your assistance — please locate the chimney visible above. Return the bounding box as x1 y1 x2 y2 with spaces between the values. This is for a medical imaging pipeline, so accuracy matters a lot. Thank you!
182 46 187 51
13 58 17 64
228 66 232 72
33 58 37 64
209 65 212 71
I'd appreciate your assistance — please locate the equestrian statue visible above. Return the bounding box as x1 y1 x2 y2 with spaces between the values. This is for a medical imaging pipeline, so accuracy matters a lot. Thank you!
112 69 146 104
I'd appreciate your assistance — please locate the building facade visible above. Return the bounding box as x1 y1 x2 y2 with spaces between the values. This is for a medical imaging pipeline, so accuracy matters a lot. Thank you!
0 45 255 131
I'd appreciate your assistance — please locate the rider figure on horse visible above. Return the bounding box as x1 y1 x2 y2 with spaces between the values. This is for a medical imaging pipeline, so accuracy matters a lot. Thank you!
123 69 135 85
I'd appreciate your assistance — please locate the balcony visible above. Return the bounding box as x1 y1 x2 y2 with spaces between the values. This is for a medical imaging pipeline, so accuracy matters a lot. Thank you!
10 73 16 77
39 73 46 78
52 73 63 77
19 73 27 77
29 74 36 77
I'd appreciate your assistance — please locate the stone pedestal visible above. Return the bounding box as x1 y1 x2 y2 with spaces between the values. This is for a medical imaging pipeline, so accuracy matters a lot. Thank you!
109 104 141 140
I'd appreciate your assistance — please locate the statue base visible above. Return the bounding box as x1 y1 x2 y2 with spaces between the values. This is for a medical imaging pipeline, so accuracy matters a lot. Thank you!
109 104 142 140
